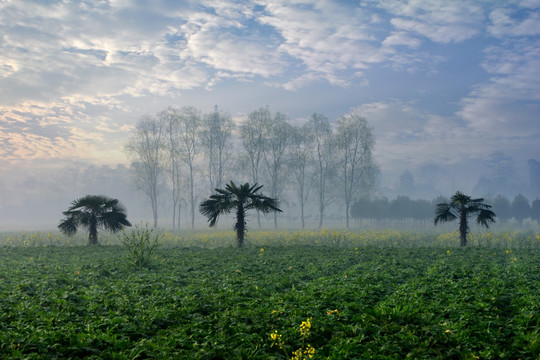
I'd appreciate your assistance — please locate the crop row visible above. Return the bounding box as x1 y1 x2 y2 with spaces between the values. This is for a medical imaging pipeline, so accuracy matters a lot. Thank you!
1 228 539 248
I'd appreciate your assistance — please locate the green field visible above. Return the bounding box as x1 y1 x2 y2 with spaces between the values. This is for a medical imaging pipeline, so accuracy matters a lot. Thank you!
0 230 539 359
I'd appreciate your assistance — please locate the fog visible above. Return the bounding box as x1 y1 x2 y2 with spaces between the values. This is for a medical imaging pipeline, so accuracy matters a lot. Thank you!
1 109 538 232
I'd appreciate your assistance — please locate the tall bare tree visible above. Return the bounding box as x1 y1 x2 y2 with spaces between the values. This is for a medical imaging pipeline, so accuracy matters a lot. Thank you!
175 106 201 231
308 113 335 230
201 106 235 191
289 123 315 229
334 111 377 228
125 115 165 226
161 107 184 229
240 107 270 228
263 111 292 228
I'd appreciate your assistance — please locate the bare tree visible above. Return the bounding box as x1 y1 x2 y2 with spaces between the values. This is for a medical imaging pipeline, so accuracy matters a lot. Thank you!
125 115 165 226
175 106 201 231
240 107 270 228
307 113 335 230
201 106 235 191
289 123 315 229
263 111 292 228
161 107 184 229
334 111 377 228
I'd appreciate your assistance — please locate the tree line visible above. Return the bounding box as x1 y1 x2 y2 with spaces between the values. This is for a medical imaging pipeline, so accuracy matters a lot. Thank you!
351 193 540 224
125 106 378 230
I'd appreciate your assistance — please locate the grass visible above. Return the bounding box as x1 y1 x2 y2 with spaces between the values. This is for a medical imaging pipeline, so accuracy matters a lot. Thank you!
0 230 538 359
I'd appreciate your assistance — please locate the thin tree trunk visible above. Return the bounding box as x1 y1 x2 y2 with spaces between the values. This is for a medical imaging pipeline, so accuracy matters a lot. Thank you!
190 165 195 231
345 201 350 229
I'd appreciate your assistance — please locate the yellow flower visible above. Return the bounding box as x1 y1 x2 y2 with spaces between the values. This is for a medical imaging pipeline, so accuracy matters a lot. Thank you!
505 249 511 254
304 344 315 358
300 318 312 337
270 330 283 349
446 250 451 255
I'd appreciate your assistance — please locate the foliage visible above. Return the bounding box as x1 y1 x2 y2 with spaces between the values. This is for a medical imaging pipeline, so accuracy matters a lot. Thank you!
434 191 496 246
0 243 538 359
119 223 163 268
58 195 131 245
199 181 282 247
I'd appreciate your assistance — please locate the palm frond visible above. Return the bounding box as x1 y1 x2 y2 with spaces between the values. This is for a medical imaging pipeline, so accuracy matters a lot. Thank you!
246 193 282 213
476 209 496 228
58 215 80 236
433 202 457 225
199 193 234 227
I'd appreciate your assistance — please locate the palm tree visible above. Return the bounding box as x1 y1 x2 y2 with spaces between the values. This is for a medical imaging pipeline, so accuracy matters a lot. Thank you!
199 181 282 247
434 191 496 246
58 195 132 245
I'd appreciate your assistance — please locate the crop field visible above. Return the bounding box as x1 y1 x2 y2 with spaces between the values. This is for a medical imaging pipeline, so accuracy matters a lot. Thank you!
0 230 539 359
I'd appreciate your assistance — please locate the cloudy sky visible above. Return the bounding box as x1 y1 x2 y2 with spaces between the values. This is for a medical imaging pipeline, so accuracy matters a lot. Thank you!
1 0 539 195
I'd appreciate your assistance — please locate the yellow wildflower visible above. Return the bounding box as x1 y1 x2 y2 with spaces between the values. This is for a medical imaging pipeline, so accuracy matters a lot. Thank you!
300 318 312 337
270 330 283 349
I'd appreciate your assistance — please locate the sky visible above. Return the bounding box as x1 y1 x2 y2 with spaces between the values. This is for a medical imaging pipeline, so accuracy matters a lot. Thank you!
1 0 539 209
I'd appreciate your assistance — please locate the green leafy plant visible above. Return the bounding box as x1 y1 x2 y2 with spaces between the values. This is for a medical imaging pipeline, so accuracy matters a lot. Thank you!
119 223 162 267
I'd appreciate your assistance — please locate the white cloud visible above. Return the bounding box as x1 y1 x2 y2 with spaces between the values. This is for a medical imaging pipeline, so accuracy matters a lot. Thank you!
458 41 540 135
382 32 421 48
374 0 483 43
488 8 540 37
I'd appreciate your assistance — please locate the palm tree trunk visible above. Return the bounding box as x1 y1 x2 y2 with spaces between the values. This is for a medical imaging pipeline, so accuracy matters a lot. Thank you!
235 203 246 248
88 217 98 245
459 210 468 246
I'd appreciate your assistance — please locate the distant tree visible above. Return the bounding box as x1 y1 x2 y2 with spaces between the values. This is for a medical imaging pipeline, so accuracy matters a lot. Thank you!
528 159 540 195
58 195 131 245
263 111 292 228
161 107 183 229
492 195 512 222
511 194 531 224
434 191 496 246
199 181 282 248
390 196 415 219
201 106 235 191
432 196 449 206
125 115 165 226
531 198 540 222
412 199 433 220
240 107 270 228
397 170 415 197
289 123 315 229
175 106 202 231
416 162 441 197
334 111 377 228
350 197 371 219
351 197 390 220
308 113 335 229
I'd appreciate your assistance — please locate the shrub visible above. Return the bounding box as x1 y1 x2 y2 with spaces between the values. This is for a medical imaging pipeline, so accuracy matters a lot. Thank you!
119 223 162 267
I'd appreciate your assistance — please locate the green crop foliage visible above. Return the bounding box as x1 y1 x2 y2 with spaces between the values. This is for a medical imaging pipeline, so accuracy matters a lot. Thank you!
0 230 538 359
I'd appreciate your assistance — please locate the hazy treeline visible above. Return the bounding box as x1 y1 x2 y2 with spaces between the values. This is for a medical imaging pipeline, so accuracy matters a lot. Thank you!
352 193 540 224
125 106 378 230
